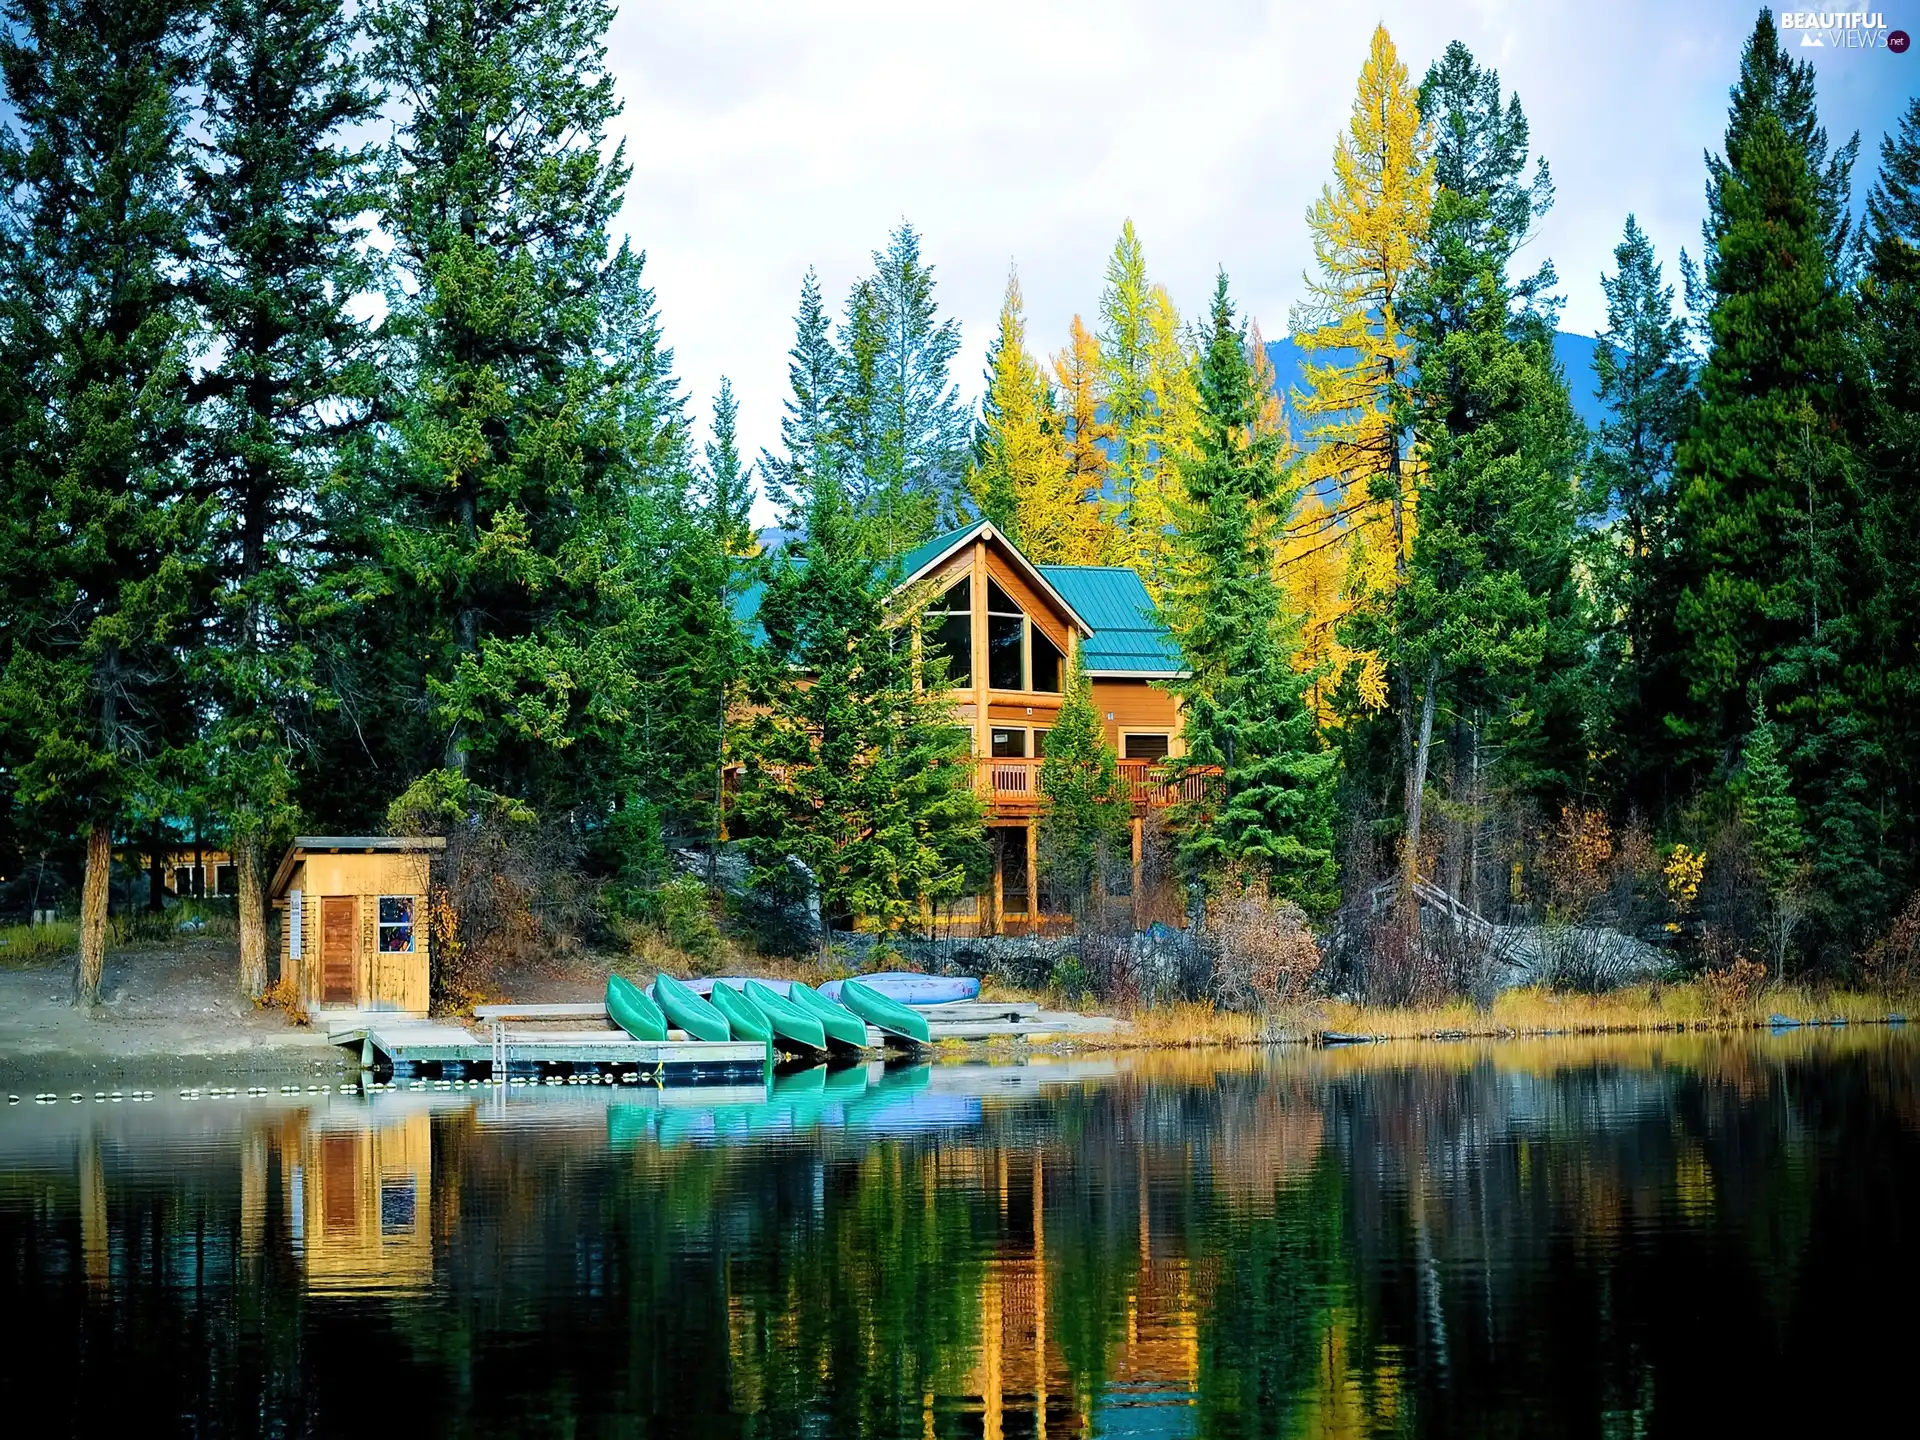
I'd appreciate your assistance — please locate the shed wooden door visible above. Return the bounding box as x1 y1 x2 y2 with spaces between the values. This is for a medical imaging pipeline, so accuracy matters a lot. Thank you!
320 897 357 1004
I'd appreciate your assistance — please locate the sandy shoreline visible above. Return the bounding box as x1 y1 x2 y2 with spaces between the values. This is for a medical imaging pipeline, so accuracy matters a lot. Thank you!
0 940 354 1087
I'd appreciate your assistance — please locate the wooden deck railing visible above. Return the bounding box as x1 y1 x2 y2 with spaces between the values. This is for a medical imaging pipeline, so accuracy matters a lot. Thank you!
979 757 1218 813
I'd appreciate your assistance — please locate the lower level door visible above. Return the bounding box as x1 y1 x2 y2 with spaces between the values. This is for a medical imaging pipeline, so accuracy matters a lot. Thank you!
321 896 357 1005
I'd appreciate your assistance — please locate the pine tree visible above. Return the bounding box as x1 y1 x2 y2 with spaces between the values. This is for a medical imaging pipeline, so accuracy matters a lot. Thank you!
1590 215 1695 807
1287 25 1433 738
837 222 969 558
758 267 841 528
1669 109 1854 769
971 267 1083 561
190 0 378 996
0 0 202 1006
730 475 985 944
1859 99 1920 898
1396 43 1586 903
1169 275 1338 913
365 0 654 814
1705 9 1859 278
1737 706 1805 898
1037 657 1130 920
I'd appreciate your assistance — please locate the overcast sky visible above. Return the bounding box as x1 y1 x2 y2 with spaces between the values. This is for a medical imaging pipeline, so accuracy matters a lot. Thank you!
601 1 1914 513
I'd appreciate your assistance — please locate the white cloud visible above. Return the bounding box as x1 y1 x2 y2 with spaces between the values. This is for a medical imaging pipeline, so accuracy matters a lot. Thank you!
601 0 1912 519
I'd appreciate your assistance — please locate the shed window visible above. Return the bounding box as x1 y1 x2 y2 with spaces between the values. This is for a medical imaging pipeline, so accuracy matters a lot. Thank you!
1124 733 1171 761
378 896 416 952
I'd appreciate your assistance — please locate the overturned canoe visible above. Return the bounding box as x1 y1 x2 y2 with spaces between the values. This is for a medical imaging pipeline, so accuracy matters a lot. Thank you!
787 981 870 1053
606 973 668 1042
744 980 830 1058
819 973 978 1006
654 972 731 1042
838 977 932 1047
710 982 773 1047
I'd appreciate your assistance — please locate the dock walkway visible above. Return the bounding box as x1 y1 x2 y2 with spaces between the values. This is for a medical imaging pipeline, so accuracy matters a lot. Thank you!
329 995 1121 1084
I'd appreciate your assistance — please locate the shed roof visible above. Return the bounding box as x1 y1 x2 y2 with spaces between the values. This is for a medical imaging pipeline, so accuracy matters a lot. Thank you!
271 836 445 896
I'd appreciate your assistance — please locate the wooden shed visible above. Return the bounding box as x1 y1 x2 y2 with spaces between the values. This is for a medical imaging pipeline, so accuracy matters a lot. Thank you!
271 837 444 1018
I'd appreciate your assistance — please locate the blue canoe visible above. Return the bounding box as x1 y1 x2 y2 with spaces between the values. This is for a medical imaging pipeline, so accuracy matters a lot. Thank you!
819 973 978 1006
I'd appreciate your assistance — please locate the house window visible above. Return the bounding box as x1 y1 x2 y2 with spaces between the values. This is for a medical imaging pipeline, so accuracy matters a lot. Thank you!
378 896 416 953
990 728 1027 758
1123 732 1170 761
987 579 1025 690
215 864 237 896
1032 627 1064 693
926 579 971 687
1034 728 1051 757
174 867 192 895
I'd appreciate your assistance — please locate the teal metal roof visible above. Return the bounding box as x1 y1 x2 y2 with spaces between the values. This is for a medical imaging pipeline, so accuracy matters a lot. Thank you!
731 535 1185 677
1040 566 1185 676
898 520 989 581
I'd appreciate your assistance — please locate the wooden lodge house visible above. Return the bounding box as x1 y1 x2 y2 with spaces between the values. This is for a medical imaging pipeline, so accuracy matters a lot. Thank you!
737 520 1196 935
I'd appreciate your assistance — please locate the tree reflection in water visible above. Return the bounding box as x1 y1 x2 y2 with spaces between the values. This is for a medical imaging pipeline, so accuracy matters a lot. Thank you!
1 1034 1916 1436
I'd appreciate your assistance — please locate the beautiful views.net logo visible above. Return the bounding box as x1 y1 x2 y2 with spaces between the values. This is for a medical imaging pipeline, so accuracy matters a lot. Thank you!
1778 11 1908 49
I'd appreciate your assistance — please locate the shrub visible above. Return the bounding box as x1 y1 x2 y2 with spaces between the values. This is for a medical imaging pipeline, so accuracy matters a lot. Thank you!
658 874 722 967
1204 871 1322 1011
1699 956 1768 1016
1862 893 1920 995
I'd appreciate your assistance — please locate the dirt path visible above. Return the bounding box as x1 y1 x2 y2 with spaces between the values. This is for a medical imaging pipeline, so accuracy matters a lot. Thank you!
0 938 351 1087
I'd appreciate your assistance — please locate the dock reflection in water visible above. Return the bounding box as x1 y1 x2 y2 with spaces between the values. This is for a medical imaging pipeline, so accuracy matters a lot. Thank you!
1 1034 1917 1435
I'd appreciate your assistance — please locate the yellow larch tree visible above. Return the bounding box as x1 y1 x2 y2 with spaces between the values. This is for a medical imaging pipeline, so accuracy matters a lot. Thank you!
1284 22 1433 725
1134 281 1197 593
1051 313 1120 565
971 265 1087 561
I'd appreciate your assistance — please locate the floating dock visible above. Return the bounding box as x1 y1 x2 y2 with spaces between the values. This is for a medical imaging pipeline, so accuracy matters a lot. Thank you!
328 996 1120 1085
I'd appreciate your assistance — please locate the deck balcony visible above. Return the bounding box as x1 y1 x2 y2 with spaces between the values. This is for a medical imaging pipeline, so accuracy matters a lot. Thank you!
978 757 1216 816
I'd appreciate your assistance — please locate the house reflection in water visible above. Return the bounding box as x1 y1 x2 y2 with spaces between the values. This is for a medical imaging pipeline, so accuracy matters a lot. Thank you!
967 1152 1202 1440
271 1105 436 1296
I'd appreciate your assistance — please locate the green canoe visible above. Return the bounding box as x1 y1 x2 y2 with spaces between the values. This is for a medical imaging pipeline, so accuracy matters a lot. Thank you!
788 981 871 1053
607 973 668 1041
654 972 731 1042
709 982 773 1047
744 979 830 1057
838 977 932 1047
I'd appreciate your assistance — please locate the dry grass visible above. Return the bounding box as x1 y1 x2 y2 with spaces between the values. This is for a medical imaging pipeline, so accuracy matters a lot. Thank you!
1313 981 1905 1040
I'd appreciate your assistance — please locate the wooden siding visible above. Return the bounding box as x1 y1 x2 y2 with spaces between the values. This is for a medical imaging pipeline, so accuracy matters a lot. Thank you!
275 849 431 1016
1090 678 1181 754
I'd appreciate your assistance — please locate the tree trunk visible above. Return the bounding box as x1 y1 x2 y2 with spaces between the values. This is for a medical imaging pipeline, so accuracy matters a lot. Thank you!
75 821 112 1009
1402 655 1441 902
1465 717 1482 918
237 836 268 1000
147 827 166 913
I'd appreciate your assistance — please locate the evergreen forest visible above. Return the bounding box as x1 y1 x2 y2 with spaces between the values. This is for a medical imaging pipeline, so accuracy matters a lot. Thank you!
4 3 1919 1008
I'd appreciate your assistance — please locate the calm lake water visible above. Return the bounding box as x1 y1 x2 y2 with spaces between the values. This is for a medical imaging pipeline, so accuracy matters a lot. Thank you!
2 1033 1916 1437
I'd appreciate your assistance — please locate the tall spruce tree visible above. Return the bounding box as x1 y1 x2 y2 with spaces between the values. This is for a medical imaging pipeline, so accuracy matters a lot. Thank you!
1590 216 1695 807
1669 108 1854 766
190 0 378 996
758 267 840 527
0 0 202 1006
365 0 653 814
837 222 969 558
729 475 985 945
1377 41 1583 909
1705 9 1859 279
1168 275 1338 913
